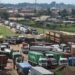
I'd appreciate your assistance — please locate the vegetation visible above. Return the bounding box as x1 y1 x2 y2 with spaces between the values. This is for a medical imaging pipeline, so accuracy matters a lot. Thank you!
0 11 9 20
0 25 16 36
18 20 75 33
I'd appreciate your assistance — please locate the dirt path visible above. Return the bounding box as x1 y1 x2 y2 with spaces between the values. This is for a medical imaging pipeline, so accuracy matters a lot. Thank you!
0 59 18 75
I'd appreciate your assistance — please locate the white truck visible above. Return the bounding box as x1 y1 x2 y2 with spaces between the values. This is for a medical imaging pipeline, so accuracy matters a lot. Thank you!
30 66 54 75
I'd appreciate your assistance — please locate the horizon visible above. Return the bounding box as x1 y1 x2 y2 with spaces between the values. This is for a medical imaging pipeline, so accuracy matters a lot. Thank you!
0 0 75 5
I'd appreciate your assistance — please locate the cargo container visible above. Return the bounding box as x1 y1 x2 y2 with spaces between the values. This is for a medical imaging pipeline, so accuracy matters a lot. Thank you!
0 54 8 69
16 62 31 75
30 66 54 75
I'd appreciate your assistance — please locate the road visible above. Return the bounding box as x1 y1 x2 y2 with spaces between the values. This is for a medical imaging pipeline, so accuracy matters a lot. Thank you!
0 44 28 75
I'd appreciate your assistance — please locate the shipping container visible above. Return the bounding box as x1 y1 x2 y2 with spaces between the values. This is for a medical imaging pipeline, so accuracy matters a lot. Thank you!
0 54 8 69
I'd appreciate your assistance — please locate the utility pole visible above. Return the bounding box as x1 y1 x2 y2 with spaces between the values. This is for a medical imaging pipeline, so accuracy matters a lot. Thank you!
35 0 37 15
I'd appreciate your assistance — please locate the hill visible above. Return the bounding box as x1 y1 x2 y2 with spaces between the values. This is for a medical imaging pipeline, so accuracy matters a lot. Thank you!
0 2 75 9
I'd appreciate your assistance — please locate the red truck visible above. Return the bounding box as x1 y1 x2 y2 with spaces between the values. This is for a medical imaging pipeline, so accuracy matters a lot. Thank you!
0 55 8 69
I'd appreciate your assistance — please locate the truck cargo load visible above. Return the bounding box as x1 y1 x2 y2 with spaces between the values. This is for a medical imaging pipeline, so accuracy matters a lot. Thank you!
0 54 8 69
16 62 31 75
30 66 54 75
28 51 57 68
30 46 52 52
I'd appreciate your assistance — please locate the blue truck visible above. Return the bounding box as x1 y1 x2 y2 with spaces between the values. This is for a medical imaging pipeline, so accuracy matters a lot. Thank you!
16 62 31 75
68 57 75 66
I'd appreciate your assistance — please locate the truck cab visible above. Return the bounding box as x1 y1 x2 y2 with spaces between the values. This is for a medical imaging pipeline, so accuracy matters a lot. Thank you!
46 54 57 68
59 57 68 65
38 58 47 68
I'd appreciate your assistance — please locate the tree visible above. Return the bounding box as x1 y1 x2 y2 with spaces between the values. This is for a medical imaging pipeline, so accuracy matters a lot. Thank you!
58 9 69 18
0 12 9 20
37 8 52 16
71 9 75 16
47 8 52 16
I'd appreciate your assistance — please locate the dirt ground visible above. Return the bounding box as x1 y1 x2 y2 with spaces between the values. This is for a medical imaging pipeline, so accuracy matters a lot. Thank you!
0 59 18 75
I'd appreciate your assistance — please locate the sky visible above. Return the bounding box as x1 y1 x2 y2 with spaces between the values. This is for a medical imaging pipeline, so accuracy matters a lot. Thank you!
0 0 75 4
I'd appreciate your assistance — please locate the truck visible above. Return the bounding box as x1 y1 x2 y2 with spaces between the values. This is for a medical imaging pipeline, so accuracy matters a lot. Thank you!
68 57 75 66
16 62 31 75
21 42 29 54
30 66 54 75
12 52 22 60
28 51 57 68
0 54 8 69
11 51 23 69
59 57 68 65
48 51 69 65
30 46 52 52
28 51 47 67
0 44 11 58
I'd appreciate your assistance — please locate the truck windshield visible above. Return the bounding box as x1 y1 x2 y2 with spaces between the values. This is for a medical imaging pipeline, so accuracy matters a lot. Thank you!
39 60 47 63
60 60 68 63
51 59 57 64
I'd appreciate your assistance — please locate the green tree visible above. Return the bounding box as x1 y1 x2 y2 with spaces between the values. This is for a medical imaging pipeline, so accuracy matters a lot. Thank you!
71 9 75 16
58 9 69 18
46 8 52 16
0 12 9 20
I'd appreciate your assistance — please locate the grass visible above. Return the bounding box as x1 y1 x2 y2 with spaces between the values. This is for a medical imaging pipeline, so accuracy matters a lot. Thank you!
59 27 75 32
0 25 16 37
18 20 75 33
36 28 50 34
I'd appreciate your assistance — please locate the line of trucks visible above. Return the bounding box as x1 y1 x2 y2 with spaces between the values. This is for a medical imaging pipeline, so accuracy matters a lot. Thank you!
0 45 54 75
28 51 69 68
21 45 74 68
0 43 75 75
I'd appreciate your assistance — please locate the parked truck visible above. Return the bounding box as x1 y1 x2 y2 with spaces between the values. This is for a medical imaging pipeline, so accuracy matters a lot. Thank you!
28 51 57 68
28 51 47 67
11 51 23 69
16 62 31 75
30 46 52 52
68 57 75 66
30 66 54 75
21 42 29 54
48 51 69 65
0 54 8 69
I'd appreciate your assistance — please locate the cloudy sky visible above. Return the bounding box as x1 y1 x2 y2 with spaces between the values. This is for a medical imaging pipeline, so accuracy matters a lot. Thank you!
0 0 75 4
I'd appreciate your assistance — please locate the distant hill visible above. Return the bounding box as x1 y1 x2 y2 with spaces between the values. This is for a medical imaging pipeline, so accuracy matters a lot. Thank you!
0 2 75 9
